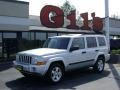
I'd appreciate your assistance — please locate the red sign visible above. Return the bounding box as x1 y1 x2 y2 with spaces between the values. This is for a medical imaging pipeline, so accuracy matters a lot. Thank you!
40 5 103 32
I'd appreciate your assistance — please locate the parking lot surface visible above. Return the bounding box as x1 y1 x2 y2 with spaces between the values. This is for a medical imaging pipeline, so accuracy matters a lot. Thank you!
0 63 120 90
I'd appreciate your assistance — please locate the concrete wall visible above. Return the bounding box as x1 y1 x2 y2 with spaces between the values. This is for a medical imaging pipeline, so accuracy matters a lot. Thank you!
109 18 120 28
30 15 41 26
0 0 29 18
0 0 29 31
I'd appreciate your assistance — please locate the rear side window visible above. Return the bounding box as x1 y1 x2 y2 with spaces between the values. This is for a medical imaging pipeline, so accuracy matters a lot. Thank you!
86 37 97 48
98 37 106 46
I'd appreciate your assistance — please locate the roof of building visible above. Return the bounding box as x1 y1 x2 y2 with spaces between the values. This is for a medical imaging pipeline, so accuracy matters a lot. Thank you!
29 26 96 33
0 0 29 4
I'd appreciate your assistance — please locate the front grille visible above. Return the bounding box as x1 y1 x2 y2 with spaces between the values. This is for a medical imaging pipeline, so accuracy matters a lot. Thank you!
17 55 32 64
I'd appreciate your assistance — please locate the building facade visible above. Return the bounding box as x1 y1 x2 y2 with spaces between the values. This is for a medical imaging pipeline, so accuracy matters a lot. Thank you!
0 0 29 60
0 0 120 61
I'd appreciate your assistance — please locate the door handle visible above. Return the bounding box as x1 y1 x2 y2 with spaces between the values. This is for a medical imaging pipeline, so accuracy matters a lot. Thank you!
95 50 99 52
82 51 86 54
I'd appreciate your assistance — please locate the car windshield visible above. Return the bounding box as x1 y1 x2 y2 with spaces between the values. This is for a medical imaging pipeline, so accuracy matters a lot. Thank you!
43 37 70 49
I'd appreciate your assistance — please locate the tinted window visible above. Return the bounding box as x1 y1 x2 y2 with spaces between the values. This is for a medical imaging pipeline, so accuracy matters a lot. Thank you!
71 37 85 49
86 37 97 48
98 37 106 46
3 33 16 38
43 38 70 49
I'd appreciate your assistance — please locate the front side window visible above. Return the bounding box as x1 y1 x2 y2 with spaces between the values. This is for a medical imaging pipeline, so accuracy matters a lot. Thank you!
43 37 70 49
86 37 97 48
71 37 85 50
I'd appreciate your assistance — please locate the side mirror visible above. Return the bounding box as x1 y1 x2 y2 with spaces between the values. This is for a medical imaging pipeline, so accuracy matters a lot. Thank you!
70 47 79 52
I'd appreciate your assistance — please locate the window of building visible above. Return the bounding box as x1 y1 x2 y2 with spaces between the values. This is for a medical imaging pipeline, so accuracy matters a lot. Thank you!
86 37 97 48
3 33 16 38
2 32 17 59
71 37 85 49
48 33 57 37
22 32 29 40
36 32 47 40
0 33 2 58
21 32 31 50
98 37 106 46
30 32 35 40
36 32 47 47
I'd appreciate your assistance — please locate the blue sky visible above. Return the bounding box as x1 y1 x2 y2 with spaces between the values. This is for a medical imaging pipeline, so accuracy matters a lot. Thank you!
20 0 120 18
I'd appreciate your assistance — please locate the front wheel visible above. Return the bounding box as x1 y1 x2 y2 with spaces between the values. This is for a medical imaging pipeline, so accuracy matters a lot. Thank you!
93 58 105 73
21 72 31 78
47 63 64 83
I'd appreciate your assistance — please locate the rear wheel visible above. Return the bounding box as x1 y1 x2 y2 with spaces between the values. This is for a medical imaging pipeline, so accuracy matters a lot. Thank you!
47 63 64 83
93 58 105 73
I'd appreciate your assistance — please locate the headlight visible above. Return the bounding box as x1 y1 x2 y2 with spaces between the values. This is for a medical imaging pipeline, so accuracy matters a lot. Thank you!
32 56 47 65
36 61 47 65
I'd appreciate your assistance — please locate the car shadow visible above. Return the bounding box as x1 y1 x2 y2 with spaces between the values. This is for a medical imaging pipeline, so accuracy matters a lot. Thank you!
6 69 110 90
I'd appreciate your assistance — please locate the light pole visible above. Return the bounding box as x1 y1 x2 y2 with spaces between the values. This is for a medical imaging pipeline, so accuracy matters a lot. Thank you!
105 0 110 50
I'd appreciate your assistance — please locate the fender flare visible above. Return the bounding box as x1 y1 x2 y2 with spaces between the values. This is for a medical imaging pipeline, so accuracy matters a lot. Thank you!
94 52 105 64
45 57 66 71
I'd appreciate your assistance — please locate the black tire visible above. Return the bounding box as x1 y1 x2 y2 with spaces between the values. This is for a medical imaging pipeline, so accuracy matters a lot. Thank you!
21 72 31 78
93 58 105 73
46 63 64 83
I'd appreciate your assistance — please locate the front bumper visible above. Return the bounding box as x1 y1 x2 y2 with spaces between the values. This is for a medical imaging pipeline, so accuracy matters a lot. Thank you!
13 61 47 76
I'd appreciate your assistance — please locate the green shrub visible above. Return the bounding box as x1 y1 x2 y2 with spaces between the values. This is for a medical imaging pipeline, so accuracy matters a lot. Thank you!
111 49 120 55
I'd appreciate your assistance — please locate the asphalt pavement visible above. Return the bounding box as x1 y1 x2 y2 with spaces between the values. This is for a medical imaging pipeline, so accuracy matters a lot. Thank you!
0 62 120 90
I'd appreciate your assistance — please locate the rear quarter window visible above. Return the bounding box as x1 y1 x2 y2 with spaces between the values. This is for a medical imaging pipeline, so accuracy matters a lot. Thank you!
97 37 106 46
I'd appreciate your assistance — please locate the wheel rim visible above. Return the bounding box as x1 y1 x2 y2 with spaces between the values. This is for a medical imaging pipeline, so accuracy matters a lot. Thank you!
98 60 104 71
51 66 62 82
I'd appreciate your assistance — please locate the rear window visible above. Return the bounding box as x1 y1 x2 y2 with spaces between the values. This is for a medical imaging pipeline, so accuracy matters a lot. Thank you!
86 37 97 48
98 37 106 46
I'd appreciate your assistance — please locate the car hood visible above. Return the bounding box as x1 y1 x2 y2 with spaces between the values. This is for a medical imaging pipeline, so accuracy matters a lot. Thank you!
18 48 67 56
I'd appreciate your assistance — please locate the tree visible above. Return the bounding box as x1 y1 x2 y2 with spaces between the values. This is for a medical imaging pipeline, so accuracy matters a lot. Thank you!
111 14 120 20
76 16 83 26
61 0 76 17
50 1 76 19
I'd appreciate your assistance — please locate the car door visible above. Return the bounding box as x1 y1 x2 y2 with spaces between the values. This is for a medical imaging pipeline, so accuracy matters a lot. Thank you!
84 36 98 65
67 37 87 70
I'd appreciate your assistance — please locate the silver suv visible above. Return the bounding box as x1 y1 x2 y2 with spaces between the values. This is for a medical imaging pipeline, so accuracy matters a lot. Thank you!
14 34 110 83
